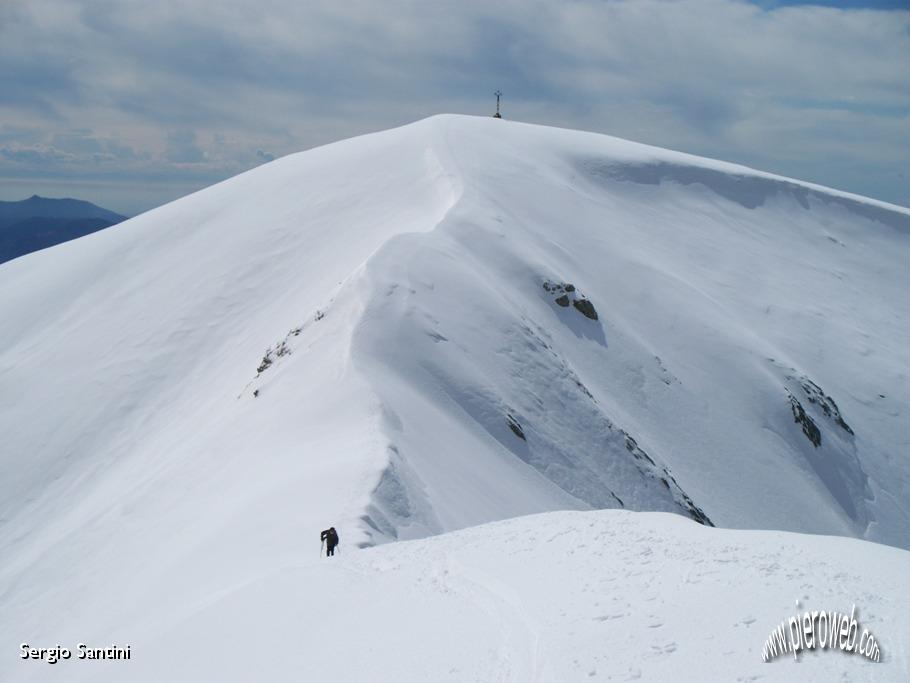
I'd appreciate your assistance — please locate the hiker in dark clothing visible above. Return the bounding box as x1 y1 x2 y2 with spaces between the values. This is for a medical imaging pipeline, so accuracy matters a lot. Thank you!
321 527 339 557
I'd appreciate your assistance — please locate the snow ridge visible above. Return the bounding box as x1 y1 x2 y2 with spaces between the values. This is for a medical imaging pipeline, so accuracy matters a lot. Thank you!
2 115 910 682
332 116 909 548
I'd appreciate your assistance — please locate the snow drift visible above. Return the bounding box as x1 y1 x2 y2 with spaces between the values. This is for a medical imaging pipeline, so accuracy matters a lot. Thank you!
1 115 909 680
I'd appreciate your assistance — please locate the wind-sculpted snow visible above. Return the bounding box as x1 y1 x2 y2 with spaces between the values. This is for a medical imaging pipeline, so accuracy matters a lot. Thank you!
353 240 715 535
346 116 910 549
1 115 909 681
582 158 910 231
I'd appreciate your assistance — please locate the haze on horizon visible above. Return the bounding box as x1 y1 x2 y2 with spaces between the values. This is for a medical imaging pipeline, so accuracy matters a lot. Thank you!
0 0 907 216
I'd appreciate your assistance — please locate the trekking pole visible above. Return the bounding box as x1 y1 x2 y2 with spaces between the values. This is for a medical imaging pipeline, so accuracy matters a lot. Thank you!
320 539 324 558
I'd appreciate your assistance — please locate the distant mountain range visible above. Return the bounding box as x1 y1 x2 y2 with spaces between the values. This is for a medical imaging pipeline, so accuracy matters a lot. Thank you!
0 195 127 264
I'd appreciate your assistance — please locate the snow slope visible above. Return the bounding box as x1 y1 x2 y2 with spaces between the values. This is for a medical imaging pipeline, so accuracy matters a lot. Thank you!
11 511 910 681
1 114 909 679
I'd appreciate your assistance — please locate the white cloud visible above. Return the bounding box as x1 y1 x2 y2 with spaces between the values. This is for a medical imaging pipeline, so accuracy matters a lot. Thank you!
0 0 907 213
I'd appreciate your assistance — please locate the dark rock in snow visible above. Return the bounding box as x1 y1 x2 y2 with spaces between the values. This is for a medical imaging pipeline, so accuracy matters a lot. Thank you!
790 394 821 447
776 366 856 441
507 414 526 441
684 497 714 526
543 280 599 320
622 432 656 466
572 298 598 320
798 378 854 435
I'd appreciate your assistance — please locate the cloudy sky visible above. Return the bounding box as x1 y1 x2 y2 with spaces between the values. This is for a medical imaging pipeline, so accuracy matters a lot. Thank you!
1 0 907 215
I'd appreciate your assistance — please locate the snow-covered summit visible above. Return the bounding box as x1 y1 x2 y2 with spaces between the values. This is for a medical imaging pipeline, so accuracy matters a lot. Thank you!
1 115 909 680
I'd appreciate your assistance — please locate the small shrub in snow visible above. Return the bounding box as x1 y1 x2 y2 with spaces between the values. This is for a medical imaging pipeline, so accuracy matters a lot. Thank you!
257 350 273 374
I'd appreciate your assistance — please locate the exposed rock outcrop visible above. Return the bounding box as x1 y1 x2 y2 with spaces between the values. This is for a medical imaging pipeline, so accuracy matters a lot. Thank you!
542 280 598 320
